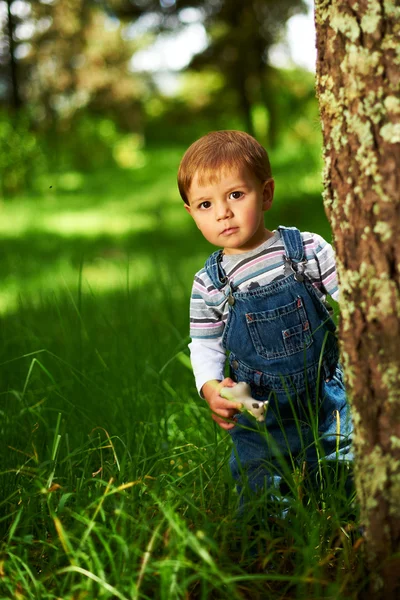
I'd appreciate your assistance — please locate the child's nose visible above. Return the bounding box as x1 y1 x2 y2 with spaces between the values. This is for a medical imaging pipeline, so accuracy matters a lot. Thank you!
216 202 233 220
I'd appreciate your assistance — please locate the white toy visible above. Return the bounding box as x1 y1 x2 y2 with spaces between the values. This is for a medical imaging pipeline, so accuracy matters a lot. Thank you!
220 382 268 422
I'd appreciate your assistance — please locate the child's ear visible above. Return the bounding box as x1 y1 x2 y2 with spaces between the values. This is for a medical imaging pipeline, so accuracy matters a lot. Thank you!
183 203 192 216
262 179 274 211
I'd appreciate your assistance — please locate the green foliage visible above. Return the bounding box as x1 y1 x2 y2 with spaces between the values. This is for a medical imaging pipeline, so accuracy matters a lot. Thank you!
0 141 331 311
1 55 321 196
109 0 308 141
1 0 312 158
144 66 319 150
1 1 144 127
0 112 149 197
0 278 362 599
0 111 45 196
42 114 142 174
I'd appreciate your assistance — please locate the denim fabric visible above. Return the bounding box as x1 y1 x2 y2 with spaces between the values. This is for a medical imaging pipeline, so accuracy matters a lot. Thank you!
204 226 353 503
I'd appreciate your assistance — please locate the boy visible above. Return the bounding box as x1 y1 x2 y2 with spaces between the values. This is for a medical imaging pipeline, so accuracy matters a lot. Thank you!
178 130 352 504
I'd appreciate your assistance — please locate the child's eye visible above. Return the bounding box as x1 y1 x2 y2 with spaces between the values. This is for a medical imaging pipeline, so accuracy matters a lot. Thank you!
199 201 211 209
229 191 243 200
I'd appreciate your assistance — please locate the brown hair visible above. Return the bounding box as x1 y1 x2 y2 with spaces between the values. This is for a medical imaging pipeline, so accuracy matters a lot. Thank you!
177 130 272 205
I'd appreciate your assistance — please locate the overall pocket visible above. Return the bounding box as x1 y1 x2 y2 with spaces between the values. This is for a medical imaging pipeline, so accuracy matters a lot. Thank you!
245 296 313 360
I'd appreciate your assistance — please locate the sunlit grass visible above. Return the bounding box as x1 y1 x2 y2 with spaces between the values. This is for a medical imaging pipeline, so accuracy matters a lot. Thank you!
44 210 156 237
0 143 364 598
0 144 328 316
0 147 195 314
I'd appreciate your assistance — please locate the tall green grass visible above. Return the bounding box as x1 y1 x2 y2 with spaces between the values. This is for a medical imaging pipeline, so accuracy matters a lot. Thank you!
1 145 365 598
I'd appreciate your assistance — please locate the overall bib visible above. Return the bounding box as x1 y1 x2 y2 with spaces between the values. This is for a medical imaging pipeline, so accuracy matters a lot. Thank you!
204 226 353 502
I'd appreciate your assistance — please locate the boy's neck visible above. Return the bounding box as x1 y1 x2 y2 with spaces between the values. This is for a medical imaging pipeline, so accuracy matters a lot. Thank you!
222 228 275 256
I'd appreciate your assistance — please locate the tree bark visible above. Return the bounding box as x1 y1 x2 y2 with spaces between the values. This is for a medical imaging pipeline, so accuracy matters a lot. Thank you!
6 0 21 109
234 70 256 137
314 0 400 597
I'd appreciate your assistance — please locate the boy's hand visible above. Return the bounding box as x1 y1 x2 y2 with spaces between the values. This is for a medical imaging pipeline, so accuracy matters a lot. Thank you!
201 378 242 430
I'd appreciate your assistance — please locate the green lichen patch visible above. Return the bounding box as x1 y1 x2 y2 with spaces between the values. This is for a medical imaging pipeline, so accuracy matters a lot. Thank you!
341 44 380 78
383 0 400 18
373 220 393 242
342 351 357 389
319 88 340 117
342 109 388 199
361 0 382 34
357 443 400 519
339 267 364 331
388 471 400 516
360 446 391 509
380 364 400 403
384 96 400 114
318 74 335 90
366 277 397 322
331 12 360 42
343 193 353 218
380 123 400 144
345 110 374 152
364 89 386 124
340 267 362 295
390 436 400 449
330 121 347 151
382 32 400 56
314 0 335 26
361 225 371 241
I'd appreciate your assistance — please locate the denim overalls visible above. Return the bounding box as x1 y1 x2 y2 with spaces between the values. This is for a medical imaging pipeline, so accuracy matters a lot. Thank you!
204 226 353 501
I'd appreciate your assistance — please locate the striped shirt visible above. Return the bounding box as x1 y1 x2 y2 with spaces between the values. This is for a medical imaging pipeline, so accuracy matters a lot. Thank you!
189 230 339 393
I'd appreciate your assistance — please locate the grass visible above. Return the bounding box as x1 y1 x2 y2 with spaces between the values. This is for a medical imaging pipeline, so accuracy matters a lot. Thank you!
0 144 365 598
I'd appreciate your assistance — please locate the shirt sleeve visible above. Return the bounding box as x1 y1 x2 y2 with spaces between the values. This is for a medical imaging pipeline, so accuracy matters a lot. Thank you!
189 338 226 395
303 232 340 301
189 272 227 394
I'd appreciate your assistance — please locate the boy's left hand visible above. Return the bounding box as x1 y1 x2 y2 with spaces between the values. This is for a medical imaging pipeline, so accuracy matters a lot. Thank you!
202 377 242 431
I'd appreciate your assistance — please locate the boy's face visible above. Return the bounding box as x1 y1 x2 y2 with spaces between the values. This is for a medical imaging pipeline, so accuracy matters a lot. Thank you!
184 166 274 254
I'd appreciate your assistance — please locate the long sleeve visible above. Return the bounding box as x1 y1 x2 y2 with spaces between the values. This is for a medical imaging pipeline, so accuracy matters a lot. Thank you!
189 337 227 395
189 269 228 395
303 232 340 301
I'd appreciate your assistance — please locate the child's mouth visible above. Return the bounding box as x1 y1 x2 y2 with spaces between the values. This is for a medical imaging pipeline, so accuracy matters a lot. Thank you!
221 227 239 236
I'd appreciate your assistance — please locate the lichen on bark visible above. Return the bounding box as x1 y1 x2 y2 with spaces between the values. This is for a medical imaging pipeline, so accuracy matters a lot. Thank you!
314 0 400 597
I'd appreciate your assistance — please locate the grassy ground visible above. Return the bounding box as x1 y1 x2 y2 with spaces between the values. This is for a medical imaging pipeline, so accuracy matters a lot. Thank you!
0 144 365 598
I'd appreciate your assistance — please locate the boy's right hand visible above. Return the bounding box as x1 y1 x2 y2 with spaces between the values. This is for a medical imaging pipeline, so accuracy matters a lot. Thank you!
201 378 242 431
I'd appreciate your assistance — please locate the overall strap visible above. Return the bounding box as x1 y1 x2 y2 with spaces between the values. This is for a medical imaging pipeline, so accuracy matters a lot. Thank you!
278 226 305 263
204 250 228 290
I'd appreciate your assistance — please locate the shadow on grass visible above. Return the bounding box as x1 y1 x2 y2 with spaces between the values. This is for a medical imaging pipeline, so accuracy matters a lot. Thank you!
1 192 330 295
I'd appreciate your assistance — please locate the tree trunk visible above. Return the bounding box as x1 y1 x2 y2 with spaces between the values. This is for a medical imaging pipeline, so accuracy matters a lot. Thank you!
6 0 21 109
237 74 255 138
314 1 400 597
261 68 279 149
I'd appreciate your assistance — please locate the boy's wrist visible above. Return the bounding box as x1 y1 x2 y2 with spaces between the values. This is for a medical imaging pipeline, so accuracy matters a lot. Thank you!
201 379 221 401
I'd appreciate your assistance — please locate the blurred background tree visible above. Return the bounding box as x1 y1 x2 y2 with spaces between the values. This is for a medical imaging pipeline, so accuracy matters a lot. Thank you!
108 0 307 146
1 0 147 122
0 0 319 196
0 0 151 193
